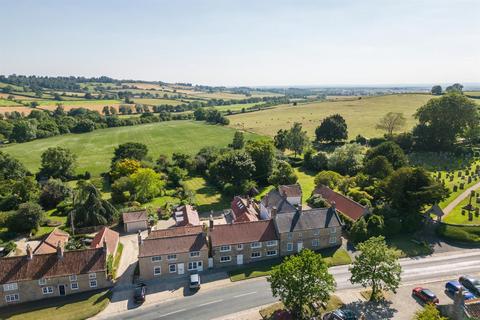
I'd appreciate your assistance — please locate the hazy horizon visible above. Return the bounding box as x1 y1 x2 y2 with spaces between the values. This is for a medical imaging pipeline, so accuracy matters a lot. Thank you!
1 0 479 86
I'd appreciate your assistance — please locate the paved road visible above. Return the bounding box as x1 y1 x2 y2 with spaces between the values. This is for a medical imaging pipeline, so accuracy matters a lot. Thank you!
102 250 480 320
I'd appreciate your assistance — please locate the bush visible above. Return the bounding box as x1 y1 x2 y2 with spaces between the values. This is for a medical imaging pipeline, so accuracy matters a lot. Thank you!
307 194 329 208
4 241 16 255
314 171 343 189
368 137 388 147
384 217 402 236
8 202 44 233
304 151 328 171
437 224 480 243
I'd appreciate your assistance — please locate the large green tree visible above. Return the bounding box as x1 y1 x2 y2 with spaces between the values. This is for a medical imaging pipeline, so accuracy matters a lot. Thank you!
384 167 449 218
245 140 275 185
230 131 245 150
274 129 289 151
350 236 401 301
72 182 118 228
38 147 77 181
112 142 148 164
375 112 406 136
0 151 28 180
364 141 407 169
129 168 165 203
413 93 478 150
287 123 309 157
9 202 44 233
39 178 72 209
209 150 255 186
315 114 348 143
328 143 364 176
268 160 298 186
268 249 336 319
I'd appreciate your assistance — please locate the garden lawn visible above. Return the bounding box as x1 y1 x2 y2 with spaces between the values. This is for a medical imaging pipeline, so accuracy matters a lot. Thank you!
0 289 111 320
1 120 261 177
113 243 124 279
183 176 231 214
294 168 316 204
229 248 351 282
227 94 436 138
387 235 433 258
33 209 68 239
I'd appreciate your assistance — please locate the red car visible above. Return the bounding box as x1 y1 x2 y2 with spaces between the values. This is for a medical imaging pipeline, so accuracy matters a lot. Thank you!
412 287 439 304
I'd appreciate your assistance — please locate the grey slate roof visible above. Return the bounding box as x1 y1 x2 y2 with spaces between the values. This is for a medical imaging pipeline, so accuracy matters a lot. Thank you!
261 189 297 214
274 207 342 234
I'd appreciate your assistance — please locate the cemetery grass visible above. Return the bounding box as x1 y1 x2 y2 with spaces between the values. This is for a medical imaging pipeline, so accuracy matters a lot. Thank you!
443 186 480 225
227 93 436 138
1 120 261 177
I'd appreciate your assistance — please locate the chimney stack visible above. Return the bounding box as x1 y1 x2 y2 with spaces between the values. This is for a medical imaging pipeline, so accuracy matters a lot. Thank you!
298 204 303 213
102 238 108 253
56 241 64 258
271 206 277 219
331 201 336 210
137 230 143 246
147 226 152 235
209 214 214 230
26 244 33 260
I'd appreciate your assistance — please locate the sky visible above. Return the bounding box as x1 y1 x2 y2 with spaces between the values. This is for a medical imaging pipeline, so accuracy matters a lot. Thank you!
1 0 479 86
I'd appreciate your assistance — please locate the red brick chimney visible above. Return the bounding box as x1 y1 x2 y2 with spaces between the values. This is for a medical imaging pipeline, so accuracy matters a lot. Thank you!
26 244 33 260
56 241 64 258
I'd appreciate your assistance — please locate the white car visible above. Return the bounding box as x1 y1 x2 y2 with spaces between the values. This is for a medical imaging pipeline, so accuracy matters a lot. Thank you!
189 274 201 290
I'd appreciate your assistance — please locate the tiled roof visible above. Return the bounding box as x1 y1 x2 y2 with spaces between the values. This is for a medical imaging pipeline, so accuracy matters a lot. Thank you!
148 226 204 239
90 227 119 255
122 210 147 223
231 196 259 223
274 207 342 234
465 298 480 318
313 185 369 221
210 220 277 247
278 184 302 198
261 189 297 214
34 228 70 255
139 232 208 257
174 205 201 227
0 248 106 284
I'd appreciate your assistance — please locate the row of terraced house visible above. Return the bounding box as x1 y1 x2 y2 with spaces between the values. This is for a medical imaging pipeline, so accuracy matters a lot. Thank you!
137 184 370 280
0 184 369 307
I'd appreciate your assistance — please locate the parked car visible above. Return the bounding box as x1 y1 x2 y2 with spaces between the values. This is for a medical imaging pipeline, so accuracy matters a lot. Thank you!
412 287 439 304
322 309 357 320
459 275 480 296
134 283 147 304
445 280 476 300
189 273 201 290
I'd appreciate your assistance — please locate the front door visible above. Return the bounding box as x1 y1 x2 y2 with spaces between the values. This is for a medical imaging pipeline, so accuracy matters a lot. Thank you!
59 285 66 296
178 263 185 275
297 242 303 253
237 254 244 265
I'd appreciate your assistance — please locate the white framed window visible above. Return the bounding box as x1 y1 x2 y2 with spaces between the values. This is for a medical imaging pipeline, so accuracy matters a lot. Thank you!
251 242 261 249
69 275 77 282
329 235 337 244
89 273 97 279
167 254 177 261
220 245 231 252
266 240 277 247
312 239 319 247
251 252 261 259
151 256 162 262
220 256 231 263
188 261 202 270
190 251 200 258
330 227 337 234
5 293 19 303
287 242 293 251
71 282 79 290
3 283 18 291
169 264 177 273
297 232 303 239
313 229 320 236
89 280 97 288
267 250 277 256
154 266 161 276
287 233 293 240
237 244 243 250
42 286 54 295
38 278 47 286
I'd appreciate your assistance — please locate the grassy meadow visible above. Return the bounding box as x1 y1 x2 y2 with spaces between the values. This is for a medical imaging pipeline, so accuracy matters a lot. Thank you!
227 94 436 138
132 98 184 106
1 120 261 176
37 99 121 106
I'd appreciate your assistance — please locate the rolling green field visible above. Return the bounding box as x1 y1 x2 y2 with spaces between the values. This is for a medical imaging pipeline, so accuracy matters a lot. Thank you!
227 94 436 138
214 102 261 112
1 121 261 176
0 98 21 106
133 98 184 106
37 99 121 106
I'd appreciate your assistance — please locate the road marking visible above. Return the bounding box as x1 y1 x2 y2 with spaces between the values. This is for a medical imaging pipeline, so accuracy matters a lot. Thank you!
158 308 187 318
233 291 257 298
197 299 224 307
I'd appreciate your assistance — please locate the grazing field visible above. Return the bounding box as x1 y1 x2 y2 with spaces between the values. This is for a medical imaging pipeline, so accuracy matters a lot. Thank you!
37 99 121 106
0 106 35 115
133 98 184 106
228 94 436 138
1 120 261 176
38 103 135 114
213 102 261 112
0 98 21 106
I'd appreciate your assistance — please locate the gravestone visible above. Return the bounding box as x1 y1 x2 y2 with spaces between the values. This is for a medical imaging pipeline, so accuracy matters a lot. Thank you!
460 183 465 190
453 185 458 192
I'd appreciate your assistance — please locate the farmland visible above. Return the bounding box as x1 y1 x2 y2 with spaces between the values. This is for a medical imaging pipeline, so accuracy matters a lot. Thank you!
37 99 122 106
1 120 261 176
132 98 184 106
0 98 21 106
227 94 437 138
